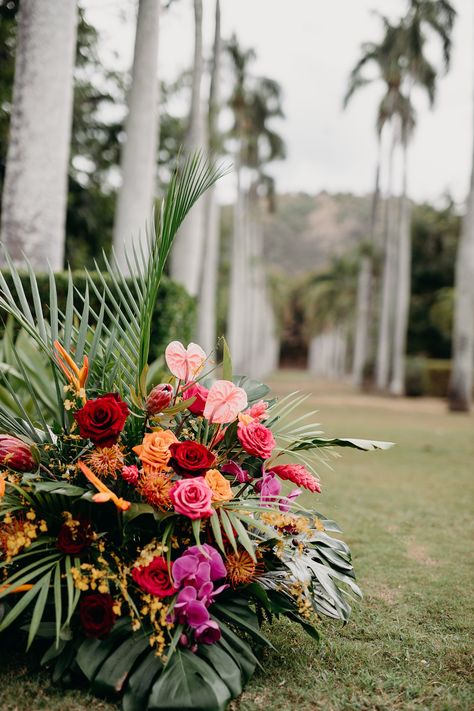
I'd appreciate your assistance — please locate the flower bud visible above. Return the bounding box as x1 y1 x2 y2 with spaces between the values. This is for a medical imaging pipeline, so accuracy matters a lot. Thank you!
122 465 139 485
0 435 36 472
146 384 173 415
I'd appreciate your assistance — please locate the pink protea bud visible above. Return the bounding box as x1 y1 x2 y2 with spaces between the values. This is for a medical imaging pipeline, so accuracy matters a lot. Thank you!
0 435 36 472
121 465 139 485
146 384 173 415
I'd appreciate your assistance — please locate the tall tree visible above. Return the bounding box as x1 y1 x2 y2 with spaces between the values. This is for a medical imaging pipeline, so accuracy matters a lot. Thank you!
448 97 474 411
112 0 161 275
344 19 407 389
197 0 221 353
389 0 455 394
0 0 78 271
170 0 205 296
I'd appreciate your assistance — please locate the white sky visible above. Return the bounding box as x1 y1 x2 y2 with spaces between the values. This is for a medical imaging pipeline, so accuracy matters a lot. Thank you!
83 0 473 205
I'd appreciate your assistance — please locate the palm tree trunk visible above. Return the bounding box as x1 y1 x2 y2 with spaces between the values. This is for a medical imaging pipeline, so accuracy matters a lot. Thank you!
197 0 221 352
0 0 78 271
448 107 474 411
352 139 381 387
170 0 205 296
227 159 248 372
112 0 161 275
390 139 411 395
375 125 398 390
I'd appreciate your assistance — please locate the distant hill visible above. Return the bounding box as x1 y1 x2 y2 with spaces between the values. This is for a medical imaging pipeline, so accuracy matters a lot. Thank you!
261 191 377 275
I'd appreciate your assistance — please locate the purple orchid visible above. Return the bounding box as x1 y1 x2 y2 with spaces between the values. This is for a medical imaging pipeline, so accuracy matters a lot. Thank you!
195 620 221 644
279 487 302 512
221 460 250 483
256 471 282 505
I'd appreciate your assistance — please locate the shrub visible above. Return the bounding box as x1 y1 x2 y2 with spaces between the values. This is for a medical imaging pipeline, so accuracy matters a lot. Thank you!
0 271 195 362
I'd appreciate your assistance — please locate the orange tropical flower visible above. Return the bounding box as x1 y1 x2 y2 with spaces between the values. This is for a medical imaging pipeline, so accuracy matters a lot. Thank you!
204 469 233 502
78 461 130 511
0 583 33 594
0 473 5 497
54 341 89 400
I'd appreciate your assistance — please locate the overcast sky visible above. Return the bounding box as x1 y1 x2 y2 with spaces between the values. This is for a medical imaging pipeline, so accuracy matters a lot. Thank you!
83 0 473 205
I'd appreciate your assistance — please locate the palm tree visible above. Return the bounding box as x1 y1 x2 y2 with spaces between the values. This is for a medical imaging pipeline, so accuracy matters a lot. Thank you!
226 38 285 375
344 18 407 389
448 92 474 411
196 0 221 353
170 0 205 297
389 0 455 395
0 0 78 271
112 0 161 275
303 254 358 378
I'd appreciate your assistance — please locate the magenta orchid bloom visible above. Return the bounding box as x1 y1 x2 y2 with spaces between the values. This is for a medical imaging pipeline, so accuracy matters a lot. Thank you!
279 488 302 512
221 460 251 483
195 620 221 644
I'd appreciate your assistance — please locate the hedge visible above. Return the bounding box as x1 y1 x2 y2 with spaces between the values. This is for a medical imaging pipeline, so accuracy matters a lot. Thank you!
405 357 452 398
0 271 196 363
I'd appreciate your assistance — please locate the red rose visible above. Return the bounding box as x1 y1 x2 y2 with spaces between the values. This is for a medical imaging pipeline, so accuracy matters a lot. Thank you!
74 393 129 447
183 382 209 416
57 517 92 554
132 555 175 597
237 422 275 459
79 593 116 638
169 441 216 478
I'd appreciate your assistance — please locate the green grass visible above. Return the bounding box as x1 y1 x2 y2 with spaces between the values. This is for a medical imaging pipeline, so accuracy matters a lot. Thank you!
2 372 473 710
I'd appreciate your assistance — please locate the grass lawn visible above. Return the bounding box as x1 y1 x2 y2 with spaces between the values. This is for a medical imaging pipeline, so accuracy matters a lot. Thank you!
1 371 473 710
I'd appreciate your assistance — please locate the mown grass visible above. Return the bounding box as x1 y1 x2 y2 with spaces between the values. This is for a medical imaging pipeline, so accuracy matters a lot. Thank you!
1 372 473 710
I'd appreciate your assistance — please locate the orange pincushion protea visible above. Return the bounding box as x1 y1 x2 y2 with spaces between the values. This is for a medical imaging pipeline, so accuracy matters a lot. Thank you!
225 549 262 587
84 445 125 478
138 471 174 511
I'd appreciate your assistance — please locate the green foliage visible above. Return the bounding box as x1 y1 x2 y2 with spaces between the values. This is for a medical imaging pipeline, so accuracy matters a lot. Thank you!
0 270 195 365
409 201 460 358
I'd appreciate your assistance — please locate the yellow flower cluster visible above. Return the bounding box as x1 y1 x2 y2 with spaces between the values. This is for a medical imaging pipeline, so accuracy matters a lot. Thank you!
289 581 314 620
260 511 311 534
0 511 47 563
71 563 111 594
133 539 168 569
140 594 173 657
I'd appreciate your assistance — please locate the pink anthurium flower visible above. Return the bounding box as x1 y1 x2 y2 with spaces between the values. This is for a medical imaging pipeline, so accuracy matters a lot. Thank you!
165 341 206 382
203 380 248 424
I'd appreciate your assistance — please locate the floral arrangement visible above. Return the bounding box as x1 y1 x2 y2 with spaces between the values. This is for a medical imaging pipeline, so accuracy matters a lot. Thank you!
0 156 390 711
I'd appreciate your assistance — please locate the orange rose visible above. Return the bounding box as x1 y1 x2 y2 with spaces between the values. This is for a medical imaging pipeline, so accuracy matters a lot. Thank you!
133 430 178 474
204 469 233 502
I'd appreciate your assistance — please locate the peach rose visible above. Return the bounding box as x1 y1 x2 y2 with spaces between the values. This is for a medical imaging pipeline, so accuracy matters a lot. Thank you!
204 469 233 502
133 430 178 474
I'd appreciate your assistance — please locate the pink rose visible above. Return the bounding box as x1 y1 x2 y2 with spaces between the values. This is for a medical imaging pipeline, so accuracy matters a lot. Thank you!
183 382 209 416
247 400 269 421
169 477 214 520
237 421 276 459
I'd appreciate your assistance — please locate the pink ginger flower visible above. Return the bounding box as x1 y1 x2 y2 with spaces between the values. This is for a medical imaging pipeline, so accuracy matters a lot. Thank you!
268 464 321 493
121 465 139 485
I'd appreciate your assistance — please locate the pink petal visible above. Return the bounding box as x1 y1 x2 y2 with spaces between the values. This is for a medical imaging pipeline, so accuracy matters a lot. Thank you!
165 341 188 380
203 380 248 424
92 492 112 503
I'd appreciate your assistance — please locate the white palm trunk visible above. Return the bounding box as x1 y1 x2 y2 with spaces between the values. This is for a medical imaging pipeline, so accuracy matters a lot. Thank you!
227 165 248 373
390 140 411 396
197 0 221 352
170 0 205 296
448 111 474 411
0 0 78 271
112 0 161 275
375 127 398 390
352 141 381 387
